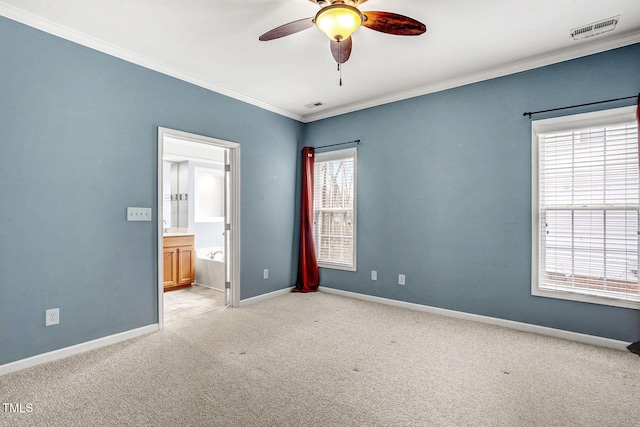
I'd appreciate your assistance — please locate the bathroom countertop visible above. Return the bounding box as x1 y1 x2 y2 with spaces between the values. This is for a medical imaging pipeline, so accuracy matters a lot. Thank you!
163 232 195 237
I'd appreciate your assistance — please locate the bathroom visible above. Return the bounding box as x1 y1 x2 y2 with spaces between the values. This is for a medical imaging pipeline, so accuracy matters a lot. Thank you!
163 137 227 294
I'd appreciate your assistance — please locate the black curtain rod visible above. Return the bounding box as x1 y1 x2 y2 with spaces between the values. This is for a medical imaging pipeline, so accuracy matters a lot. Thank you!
523 94 639 119
313 139 360 150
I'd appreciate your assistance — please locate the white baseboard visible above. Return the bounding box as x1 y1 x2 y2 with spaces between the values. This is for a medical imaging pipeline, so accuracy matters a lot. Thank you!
239 286 294 307
0 324 158 376
319 287 631 351
194 282 225 292
3 287 628 377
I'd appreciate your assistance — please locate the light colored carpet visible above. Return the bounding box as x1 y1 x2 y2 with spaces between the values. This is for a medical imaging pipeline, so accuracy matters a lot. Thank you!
1 291 638 426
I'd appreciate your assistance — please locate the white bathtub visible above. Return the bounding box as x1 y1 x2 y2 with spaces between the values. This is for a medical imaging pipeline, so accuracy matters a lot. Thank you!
195 247 225 291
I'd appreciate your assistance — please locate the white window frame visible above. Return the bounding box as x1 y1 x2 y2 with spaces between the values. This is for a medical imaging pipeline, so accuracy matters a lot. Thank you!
531 105 639 310
313 147 357 271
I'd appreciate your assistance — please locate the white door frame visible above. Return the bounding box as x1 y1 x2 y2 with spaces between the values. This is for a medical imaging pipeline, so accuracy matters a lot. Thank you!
157 127 241 329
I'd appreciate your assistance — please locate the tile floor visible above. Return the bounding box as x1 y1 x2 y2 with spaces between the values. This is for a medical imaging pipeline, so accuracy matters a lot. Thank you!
163 284 226 324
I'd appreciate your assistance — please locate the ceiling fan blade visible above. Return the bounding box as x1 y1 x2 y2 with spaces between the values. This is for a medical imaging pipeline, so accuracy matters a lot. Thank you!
330 37 352 64
362 11 426 36
259 17 315 41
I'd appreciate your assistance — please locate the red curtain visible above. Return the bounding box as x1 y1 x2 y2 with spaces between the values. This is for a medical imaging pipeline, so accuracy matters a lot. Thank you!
293 146 320 293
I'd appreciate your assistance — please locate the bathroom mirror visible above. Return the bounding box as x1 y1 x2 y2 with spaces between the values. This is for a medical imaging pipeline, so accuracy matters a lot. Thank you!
164 161 190 229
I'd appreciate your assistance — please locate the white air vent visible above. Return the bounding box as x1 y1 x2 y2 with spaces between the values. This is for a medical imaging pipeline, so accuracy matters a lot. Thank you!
571 16 619 40
304 101 324 109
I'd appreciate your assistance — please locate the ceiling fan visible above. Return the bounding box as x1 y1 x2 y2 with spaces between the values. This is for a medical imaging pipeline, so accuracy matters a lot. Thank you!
259 0 426 66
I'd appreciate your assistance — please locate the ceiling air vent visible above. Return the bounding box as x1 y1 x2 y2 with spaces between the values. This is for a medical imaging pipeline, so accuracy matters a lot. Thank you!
304 101 324 109
571 16 619 40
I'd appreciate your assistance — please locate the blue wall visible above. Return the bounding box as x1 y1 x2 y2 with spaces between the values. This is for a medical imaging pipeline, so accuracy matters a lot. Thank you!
0 16 302 365
304 43 640 342
1 13 638 368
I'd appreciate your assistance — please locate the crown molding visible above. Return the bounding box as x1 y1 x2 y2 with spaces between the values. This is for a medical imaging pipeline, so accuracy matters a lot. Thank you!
1 3 638 124
301 31 640 123
0 3 304 122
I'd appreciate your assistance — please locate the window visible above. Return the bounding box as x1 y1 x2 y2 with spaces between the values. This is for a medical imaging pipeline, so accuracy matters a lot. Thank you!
194 166 224 223
532 106 639 309
313 147 357 271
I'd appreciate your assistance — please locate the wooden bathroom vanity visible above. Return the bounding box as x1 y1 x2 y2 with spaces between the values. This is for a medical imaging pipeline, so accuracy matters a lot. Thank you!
163 234 195 292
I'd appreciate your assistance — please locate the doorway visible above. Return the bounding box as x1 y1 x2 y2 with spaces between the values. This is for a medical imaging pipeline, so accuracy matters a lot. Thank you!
157 127 240 329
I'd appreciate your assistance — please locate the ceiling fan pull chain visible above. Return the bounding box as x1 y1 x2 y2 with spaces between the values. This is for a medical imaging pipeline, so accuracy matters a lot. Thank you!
338 39 343 86
259 4 426 86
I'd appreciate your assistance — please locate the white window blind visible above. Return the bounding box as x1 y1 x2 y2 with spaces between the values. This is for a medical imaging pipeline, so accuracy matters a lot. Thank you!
533 106 639 309
313 147 357 271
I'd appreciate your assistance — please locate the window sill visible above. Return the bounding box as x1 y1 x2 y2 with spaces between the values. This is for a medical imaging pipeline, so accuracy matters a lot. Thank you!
319 263 356 272
532 286 640 310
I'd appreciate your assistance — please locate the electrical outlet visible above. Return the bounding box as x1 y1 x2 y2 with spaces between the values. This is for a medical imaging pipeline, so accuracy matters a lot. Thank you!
398 274 406 286
371 270 377 281
45 308 59 326
263 268 269 280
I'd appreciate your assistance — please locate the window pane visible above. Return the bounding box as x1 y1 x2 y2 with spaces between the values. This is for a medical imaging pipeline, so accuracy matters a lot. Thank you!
313 148 356 269
543 209 637 296
541 125 639 207
537 114 639 304
544 210 573 279
314 210 354 266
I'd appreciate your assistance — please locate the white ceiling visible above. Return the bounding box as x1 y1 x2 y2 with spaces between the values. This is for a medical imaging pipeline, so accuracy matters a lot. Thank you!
1 0 639 122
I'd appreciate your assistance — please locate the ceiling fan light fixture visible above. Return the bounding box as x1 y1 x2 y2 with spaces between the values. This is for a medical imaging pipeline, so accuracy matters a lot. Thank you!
315 4 363 41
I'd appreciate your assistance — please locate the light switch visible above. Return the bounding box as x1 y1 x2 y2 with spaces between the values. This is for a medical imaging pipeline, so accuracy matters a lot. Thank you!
127 207 152 221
